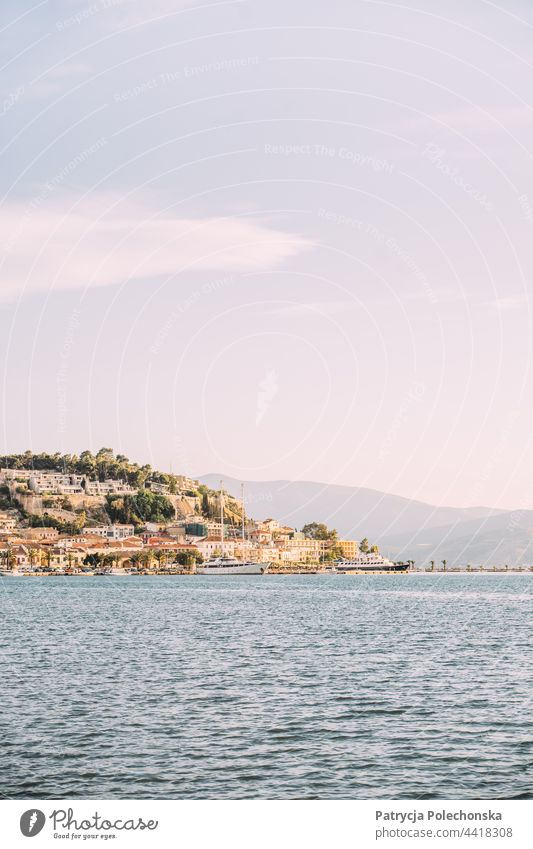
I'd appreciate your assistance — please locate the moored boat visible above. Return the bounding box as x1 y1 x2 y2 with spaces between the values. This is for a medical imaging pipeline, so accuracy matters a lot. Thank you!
332 554 410 573
196 556 266 575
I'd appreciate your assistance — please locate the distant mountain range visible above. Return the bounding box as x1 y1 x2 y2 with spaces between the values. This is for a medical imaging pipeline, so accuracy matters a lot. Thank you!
199 475 533 566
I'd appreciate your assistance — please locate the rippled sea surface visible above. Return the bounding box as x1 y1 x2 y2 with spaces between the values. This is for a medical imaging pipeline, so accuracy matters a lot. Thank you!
1 574 531 799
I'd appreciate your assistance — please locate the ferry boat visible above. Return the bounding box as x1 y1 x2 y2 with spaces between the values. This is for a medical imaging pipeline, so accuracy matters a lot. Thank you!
196 556 266 575
332 554 410 573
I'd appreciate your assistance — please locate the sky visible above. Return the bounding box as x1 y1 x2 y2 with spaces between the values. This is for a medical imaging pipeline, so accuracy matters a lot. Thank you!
1 0 533 509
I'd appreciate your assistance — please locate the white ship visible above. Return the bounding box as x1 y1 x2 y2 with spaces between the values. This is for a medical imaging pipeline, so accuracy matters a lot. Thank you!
332 554 409 573
196 556 266 575
196 482 267 575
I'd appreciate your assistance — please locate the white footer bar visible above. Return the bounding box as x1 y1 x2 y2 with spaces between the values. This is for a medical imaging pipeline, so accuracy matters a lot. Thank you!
0 799 530 849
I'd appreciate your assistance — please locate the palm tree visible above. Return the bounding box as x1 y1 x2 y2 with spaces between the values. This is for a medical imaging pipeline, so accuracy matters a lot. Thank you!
441 559 447 572
153 549 166 570
102 554 115 570
429 560 435 572
83 552 103 570
359 538 370 553
1 547 15 571
130 551 143 571
140 550 153 571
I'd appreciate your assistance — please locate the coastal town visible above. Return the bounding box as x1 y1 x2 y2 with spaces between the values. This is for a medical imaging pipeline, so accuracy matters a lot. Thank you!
0 450 366 575
1 450 529 575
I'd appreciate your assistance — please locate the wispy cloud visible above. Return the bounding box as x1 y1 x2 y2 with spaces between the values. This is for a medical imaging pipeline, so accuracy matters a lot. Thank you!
0 193 311 302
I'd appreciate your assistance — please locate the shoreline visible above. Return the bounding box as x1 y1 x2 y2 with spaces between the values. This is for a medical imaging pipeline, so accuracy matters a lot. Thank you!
1 569 532 577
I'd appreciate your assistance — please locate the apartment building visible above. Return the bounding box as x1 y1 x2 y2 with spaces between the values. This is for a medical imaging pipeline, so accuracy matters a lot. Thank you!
28 472 85 493
338 540 359 558
175 475 199 492
22 527 60 541
282 533 322 562
144 480 170 495
1 469 33 482
84 480 137 496
82 524 135 540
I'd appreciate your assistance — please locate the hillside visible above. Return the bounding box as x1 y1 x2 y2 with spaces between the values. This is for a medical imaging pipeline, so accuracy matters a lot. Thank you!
198 474 533 565
0 449 244 532
199 474 501 540
379 511 533 566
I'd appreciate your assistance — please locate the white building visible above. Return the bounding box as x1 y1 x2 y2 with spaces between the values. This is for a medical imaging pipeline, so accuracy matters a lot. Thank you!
82 524 135 540
175 475 199 491
27 472 84 494
145 480 170 495
1 468 33 481
84 480 137 496
196 537 236 558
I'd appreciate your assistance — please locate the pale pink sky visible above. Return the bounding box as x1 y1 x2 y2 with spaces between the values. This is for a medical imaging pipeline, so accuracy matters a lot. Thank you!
1 0 533 510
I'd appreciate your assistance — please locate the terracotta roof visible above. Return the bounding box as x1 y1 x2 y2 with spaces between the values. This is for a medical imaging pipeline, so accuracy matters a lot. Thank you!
199 536 234 543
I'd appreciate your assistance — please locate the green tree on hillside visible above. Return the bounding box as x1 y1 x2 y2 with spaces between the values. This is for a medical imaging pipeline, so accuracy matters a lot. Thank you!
301 522 337 541
106 490 175 526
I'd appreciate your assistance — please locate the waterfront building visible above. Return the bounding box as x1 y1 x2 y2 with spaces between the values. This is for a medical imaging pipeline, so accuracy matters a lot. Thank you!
282 534 322 562
8 544 32 568
338 540 360 558
196 537 236 558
